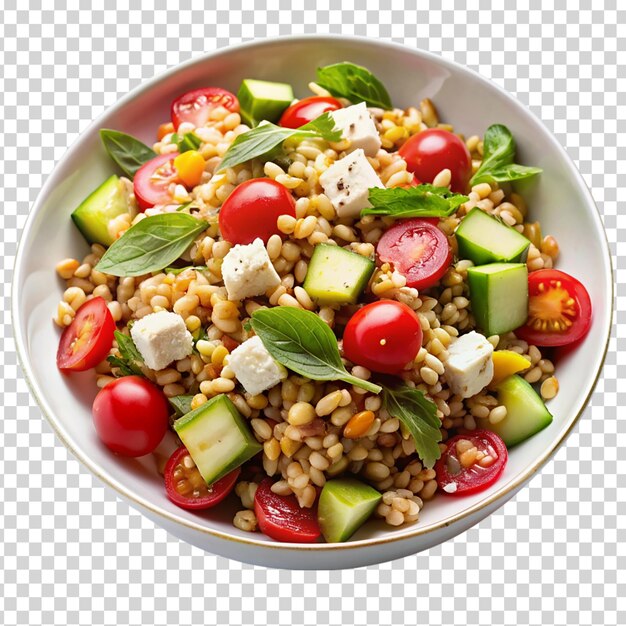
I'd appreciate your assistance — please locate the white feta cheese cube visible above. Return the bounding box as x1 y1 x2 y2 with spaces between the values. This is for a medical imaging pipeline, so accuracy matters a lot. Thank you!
228 336 287 395
222 238 281 301
444 331 494 399
130 310 194 371
319 149 384 218
330 102 382 157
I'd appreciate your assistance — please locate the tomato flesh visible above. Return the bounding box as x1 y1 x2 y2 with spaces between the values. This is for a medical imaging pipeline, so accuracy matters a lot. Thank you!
515 269 592 347
435 430 507 496
342 300 423 375
133 153 180 211
254 479 321 543
279 96 343 129
399 129 472 193
377 218 452 290
218 178 296 245
57 297 115 372
165 446 240 510
92 376 169 457
171 87 239 130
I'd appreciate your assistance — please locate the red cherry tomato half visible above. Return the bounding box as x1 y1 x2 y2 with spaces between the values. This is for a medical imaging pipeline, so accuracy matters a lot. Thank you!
435 430 508 496
254 478 321 543
133 152 180 211
56 297 115 372
164 446 240 510
219 178 296 245
92 376 169 457
342 300 423 375
171 87 239 130
514 269 592 347
377 218 452 290
399 128 472 193
278 96 343 129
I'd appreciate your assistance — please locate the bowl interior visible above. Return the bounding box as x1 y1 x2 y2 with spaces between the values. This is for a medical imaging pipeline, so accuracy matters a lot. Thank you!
14 37 611 549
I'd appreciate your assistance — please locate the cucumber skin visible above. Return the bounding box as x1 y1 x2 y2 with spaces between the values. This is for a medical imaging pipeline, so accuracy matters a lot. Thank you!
303 244 375 305
485 375 553 447
174 393 262 484
71 175 129 247
318 478 382 543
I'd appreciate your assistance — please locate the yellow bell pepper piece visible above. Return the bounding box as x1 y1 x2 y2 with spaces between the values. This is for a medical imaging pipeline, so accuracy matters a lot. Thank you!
490 350 531 388
174 150 205 189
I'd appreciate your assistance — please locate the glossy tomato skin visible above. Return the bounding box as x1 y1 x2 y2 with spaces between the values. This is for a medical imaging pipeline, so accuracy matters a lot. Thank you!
278 96 343 129
254 479 321 543
343 301 423 375
435 430 508 496
399 129 472 193
164 446 240 510
171 87 239 129
515 269 592 347
134 153 180 211
56 297 115 372
92 376 169 457
376 218 452 290
219 178 296 245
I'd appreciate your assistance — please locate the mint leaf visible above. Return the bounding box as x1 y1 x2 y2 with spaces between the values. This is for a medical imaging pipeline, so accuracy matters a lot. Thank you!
95 213 208 277
470 124 542 186
217 113 342 172
251 307 381 394
380 380 442 468
316 62 392 109
362 184 469 218
100 129 156 178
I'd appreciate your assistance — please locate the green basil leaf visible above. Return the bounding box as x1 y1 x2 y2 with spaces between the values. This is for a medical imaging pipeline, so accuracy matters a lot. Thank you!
474 163 543 185
470 124 542 185
380 380 442 468
95 213 208 277
316 62 392 109
362 184 469 218
164 265 208 275
217 113 342 172
168 395 194 418
177 132 202 153
100 129 156 178
107 331 144 377
250 307 382 394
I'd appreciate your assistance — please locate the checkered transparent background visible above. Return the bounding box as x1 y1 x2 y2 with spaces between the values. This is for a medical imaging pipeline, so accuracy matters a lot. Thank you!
1 2 623 625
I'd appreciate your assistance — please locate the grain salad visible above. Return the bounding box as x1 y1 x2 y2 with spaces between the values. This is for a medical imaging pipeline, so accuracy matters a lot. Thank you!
54 62 592 543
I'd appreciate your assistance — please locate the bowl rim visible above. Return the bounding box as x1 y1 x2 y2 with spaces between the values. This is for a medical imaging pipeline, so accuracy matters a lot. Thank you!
12 34 613 553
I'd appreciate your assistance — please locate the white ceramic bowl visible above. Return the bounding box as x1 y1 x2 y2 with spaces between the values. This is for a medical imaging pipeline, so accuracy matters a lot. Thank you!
13 36 612 569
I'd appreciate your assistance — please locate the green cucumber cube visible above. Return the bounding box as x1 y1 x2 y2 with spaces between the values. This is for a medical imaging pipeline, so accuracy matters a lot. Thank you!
303 244 375 305
237 79 294 126
173 394 262 485
71 175 129 247
484 375 553 447
467 262 528 335
456 207 530 265
318 478 382 543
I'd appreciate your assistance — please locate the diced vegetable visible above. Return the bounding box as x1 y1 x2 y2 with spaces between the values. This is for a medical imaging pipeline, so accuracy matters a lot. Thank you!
237 79 294 126
489 350 531 388
484 375 553 447
318 478 382 542
71 175 129 246
173 150 205 188
467 262 528 336
303 244 375 305
455 207 530 265
173 394 262 484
